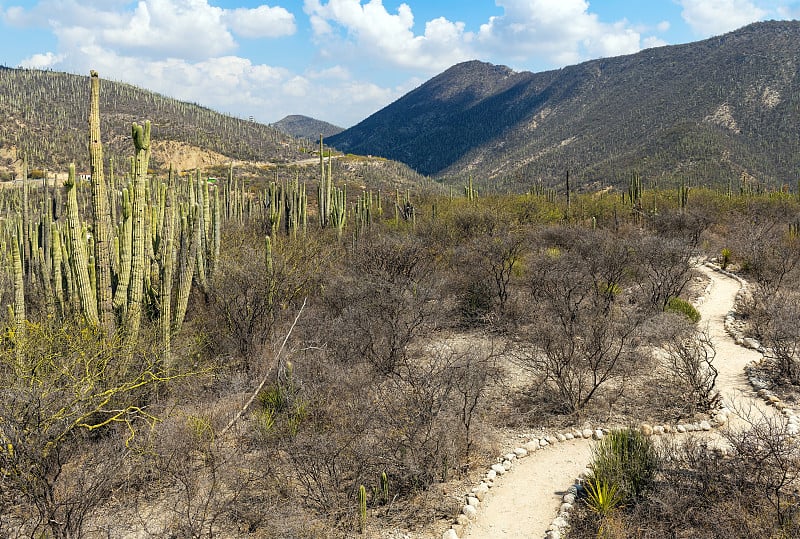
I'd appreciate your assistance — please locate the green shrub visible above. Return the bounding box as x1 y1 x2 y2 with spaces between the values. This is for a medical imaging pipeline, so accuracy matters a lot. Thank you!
665 297 701 323
720 248 731 269
588 428 658 502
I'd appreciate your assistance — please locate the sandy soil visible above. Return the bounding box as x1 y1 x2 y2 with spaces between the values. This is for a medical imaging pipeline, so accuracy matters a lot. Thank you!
460 263 767 539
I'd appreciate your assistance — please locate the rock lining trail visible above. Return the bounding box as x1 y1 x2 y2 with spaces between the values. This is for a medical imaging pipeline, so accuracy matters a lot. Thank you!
457 263 778 539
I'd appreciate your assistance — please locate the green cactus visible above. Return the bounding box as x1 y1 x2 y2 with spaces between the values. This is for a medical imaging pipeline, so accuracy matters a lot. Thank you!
678 178 690 212
88 71 115 334
125 120 151 348
65 163 100 327
159 169 177 368
11 236 25 342
358 484 367 533
380 471 389 505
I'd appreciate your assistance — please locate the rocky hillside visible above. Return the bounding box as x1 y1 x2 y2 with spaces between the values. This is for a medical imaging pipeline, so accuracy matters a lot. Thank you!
329 21 800 192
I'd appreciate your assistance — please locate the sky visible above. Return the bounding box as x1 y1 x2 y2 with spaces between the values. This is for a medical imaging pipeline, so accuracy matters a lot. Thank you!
1 1 799 128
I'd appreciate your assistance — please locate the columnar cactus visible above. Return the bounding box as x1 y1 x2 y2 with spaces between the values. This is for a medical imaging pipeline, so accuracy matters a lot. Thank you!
160 169 177 367
89 71 115 334
64 163 100 326
125 121 151 347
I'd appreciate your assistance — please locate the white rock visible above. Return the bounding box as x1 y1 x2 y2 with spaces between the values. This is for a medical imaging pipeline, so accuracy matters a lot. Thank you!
593 429 604 440
524 440 539 452
563 493 576 504
565 433 574 440
556 433 567 442
653 425 665 435
514 447 528 458
640 423 653 436
552 516 568 528
539 439 549 448
700 421 712 431
714 413 728 425
486 469 497 480
456 514 470 526
467 496 479 507
560 502 573 512
443 529 459 539
502 460 513 471
462 505 477 519
503 453 516 462
582 429 594 439
547 530 561 539
472 484 489 501
546 436 558 445
676 425 686 433
490 464 506 475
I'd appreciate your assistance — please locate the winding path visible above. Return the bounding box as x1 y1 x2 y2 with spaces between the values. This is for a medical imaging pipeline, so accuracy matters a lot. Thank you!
458 264 772 539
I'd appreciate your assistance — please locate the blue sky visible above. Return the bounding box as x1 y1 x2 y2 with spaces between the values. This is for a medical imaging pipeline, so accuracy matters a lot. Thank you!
1 1 799 127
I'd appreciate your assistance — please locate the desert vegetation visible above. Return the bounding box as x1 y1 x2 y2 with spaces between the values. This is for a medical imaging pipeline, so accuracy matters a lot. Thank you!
0 72 799 538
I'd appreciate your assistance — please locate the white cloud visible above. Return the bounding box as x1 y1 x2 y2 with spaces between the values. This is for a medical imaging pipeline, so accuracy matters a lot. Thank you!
19 51 63 69
678 0 766 36
643 36 668 49
477 0 644 66
657 20 671 33
303 0 476 72
225 5 296 38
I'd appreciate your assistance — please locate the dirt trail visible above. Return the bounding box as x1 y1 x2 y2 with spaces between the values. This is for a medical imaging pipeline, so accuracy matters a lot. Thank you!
462 264 764 539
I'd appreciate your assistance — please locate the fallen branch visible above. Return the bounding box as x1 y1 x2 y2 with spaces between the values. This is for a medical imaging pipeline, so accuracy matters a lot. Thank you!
219 297 306 437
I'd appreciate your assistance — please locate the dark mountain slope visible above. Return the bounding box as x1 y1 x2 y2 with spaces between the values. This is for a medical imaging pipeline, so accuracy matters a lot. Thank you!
329 21 800 191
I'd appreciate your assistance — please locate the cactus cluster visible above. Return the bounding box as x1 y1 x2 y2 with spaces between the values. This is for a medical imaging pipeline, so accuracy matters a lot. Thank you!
2 72 221 368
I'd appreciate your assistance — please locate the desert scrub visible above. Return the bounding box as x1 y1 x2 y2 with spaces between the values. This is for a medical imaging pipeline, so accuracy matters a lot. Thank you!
665 296 701 323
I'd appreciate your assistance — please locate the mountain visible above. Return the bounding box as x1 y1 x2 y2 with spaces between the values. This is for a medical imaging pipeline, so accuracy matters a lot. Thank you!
329 21 800 192
273 115 343 139
0 69 309 178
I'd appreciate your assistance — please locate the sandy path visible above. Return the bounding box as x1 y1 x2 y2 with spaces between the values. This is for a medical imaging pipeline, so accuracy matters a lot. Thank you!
461 263 763 539
695 265 763 411
462 439 593 539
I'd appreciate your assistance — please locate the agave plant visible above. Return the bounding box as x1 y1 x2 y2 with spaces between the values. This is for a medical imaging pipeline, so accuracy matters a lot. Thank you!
584 477 625 517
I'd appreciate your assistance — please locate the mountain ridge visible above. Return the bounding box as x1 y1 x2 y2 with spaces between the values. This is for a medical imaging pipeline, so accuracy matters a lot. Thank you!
329 21 800 192
273 114 343 139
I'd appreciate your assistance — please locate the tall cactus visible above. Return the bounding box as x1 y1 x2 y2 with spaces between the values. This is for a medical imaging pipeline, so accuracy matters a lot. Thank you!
160 168 177 367
88 70 115 334
11 236 25 341
125 121 151 347
64 164 100 326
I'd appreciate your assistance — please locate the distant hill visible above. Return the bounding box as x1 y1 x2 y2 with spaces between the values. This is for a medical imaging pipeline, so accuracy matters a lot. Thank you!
329 21 800 192
273 115 343 140
0 69 309 177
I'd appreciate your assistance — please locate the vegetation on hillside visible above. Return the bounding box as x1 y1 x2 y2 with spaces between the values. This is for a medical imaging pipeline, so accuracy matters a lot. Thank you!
330 21 800 193
0 68 310 174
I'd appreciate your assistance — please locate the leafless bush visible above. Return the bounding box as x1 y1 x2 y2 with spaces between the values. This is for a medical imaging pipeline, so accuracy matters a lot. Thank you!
662 318 719 412
133 410 261 538
518 233 645 414
321 233 442 374
206 230 325 364
759 291 800 384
